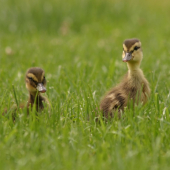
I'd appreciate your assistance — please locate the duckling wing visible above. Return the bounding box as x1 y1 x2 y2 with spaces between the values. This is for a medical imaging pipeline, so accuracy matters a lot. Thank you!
100 89 126 118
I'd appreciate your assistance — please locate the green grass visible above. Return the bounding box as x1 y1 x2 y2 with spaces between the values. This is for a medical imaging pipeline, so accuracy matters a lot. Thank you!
1 0 170 169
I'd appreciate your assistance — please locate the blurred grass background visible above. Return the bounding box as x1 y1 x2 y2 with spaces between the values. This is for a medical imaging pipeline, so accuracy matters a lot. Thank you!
1 0 170 169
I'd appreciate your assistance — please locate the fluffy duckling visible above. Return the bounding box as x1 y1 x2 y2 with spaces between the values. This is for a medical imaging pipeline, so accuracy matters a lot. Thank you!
25 67 47 112
2 67 48 120
100 38 150 119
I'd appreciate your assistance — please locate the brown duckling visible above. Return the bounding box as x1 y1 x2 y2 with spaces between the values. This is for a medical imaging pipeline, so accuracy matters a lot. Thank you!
100 38 150 119
2 67 48 120
25 67 48 112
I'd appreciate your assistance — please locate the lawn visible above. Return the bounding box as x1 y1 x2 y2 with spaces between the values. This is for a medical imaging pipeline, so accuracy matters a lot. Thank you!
0 0 170 169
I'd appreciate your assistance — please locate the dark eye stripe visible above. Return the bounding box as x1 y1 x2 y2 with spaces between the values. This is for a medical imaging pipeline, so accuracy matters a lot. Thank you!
130 46 140 53
27 76 38 85
134 46 140 51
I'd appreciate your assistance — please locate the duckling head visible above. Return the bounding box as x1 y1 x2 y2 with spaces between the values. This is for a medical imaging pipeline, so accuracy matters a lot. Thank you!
122 38 142 64
25 67 46 95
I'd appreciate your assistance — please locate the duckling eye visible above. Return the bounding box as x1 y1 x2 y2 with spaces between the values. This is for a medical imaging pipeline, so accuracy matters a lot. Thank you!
28 77 33 81
134 46 140 51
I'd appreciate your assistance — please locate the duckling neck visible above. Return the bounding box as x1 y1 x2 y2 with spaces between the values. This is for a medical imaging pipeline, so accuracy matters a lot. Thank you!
27 92 45 111
127 61 144 79
127 61 141 71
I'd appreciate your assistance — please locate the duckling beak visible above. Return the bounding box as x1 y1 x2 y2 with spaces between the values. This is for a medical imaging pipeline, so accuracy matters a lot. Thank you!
123 52 132 62
36 83 46 93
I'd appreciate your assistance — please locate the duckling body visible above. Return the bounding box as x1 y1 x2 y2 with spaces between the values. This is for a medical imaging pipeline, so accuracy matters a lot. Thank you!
2 67 48 121
100 39 150 119
27 93 46 112
25 67 47 112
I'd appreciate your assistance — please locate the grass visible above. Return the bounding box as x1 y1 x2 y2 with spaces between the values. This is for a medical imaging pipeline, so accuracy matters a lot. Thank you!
1 0 170 169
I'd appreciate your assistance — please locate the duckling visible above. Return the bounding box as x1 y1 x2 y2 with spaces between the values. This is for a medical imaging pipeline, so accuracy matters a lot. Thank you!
100 38 150 119
2 67 48 120
25 67 47 112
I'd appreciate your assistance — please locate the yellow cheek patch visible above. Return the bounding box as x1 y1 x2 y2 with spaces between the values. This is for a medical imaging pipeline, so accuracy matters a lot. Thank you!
122 51 125 58
27 73 38 82
129 42 141 51
41 72 45 82
123 44 127 51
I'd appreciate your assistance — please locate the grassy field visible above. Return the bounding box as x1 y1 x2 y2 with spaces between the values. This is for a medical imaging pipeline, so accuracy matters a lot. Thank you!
1 0 170 169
